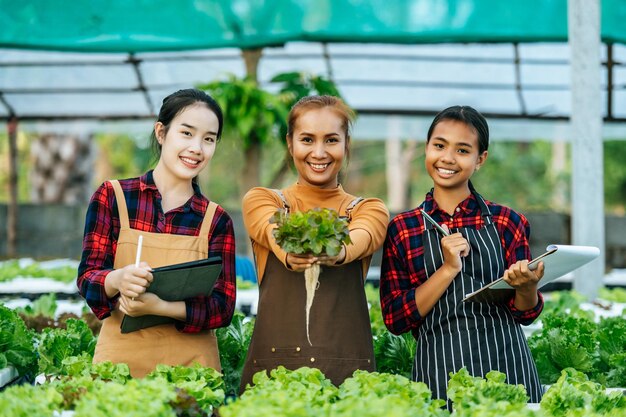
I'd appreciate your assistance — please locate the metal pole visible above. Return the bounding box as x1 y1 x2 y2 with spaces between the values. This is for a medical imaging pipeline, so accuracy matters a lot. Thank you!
7 116 18 258
568 0 605 299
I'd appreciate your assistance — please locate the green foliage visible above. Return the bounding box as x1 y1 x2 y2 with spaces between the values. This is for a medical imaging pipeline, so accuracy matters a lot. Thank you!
37 318 97 375
94 133 151 181
372 331 416 379
540 368 626 417
447 367 529 412
15 293 57 317
528 312 598 384
0 260 76 283
365 283 417 378
542 290 588 316
528 310 626 387
0 304 37 376
199 75 290 150
147 363 225 412
223 367 448 417
472 141 558 211
270 71 343 140
594 316 626 387
598 287 626 303
72 378 178 417
0 384 64 417
0 132 32 202
604 141 626 211
221 366 338 417
337 370 447 417
216 312 255 397
60 353 132 384
270 208 351 256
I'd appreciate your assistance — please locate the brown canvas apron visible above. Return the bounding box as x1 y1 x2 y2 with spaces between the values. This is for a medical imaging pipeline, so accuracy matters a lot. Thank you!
92 180 221 378
240 197 375 392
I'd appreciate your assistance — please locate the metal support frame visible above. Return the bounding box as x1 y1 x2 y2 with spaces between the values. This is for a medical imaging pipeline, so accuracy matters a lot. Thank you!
569 0 605 298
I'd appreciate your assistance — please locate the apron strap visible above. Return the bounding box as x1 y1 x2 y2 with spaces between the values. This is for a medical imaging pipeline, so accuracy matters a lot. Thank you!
344 196 364 222
270 188 290 214
469 181 494 225
198 201 219 238
109 180 130 229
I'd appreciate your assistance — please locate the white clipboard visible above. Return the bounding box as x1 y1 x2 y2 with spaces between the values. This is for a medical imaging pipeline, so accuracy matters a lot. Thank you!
463 244 600 303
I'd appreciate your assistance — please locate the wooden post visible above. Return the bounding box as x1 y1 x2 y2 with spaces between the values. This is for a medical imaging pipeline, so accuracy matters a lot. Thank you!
7 116 18 258
568 0 605 298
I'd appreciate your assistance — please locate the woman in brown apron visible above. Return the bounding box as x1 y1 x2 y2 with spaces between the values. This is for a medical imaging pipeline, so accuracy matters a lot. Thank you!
77 89 236 377
239 95 389 391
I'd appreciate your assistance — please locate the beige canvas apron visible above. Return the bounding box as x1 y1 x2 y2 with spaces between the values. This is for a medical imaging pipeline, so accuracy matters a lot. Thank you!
92 180 221 378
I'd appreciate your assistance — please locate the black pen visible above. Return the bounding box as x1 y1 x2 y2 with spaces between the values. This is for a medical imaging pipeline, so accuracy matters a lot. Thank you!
420 209 450 237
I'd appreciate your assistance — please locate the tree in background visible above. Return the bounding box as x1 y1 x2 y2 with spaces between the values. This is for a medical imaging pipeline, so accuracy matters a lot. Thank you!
199 69 342 200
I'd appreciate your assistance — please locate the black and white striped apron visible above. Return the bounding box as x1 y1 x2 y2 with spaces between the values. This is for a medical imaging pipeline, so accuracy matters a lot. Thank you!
413 189 542 404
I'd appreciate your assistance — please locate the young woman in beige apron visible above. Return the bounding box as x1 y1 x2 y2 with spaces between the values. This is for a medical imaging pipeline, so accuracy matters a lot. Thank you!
78 89 236 377
239 96 389 390
91 180 221 377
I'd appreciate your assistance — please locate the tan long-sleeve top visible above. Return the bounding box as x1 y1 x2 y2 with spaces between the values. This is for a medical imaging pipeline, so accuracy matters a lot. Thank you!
242 183 390 283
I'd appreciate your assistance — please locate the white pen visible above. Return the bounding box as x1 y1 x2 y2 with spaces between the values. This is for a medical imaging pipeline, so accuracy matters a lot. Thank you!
135 235 143 268
420 209 450 237
132 235 143 301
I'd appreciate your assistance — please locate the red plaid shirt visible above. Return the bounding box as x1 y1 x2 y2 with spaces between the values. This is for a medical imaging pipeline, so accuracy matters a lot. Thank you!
380 190 543 336
77 171 236 333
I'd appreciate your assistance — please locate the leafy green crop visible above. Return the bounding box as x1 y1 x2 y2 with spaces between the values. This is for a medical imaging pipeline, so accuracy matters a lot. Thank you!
447 368 529 411
270 208 351 256
72 378 178 417
0 260 76 283
15 293 58 318
528 310 626 387
217 312 254 397
337 370 447 416
37 318 96 375
540 368 626 417
527 312 598 384
271 207 353 345
147 363 225 411
60 353 131 384
0 304 37 376
594 316 626 387
598 287 626 303
0 384 63 417
220 366 338 417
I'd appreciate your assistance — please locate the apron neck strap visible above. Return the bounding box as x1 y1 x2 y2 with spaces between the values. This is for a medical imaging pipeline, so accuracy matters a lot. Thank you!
270 189 290 214
469 181 493 224
198 201 219 238
109 180 130 229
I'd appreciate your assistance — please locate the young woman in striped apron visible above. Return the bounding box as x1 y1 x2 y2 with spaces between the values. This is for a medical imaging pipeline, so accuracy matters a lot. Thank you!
379 105 544 406
77 89 236 377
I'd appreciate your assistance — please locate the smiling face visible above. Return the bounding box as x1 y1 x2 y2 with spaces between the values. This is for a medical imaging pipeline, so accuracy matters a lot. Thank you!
287 107 348 189
425 119 488 195
154 103 219 183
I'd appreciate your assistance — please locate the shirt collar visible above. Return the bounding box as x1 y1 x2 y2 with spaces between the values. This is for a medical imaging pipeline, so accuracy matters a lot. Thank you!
140 170 207 215
422 188 480 216
139 170 158 192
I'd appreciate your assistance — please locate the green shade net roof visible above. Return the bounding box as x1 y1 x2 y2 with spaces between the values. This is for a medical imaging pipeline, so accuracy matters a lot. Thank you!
1 0 626 140
2 0 626 52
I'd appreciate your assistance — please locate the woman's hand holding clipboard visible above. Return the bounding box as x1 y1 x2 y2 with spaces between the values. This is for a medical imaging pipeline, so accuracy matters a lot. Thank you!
463 244 600 303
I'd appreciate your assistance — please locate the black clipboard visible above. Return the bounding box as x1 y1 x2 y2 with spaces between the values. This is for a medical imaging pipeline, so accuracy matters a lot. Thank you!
120 256 222 333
